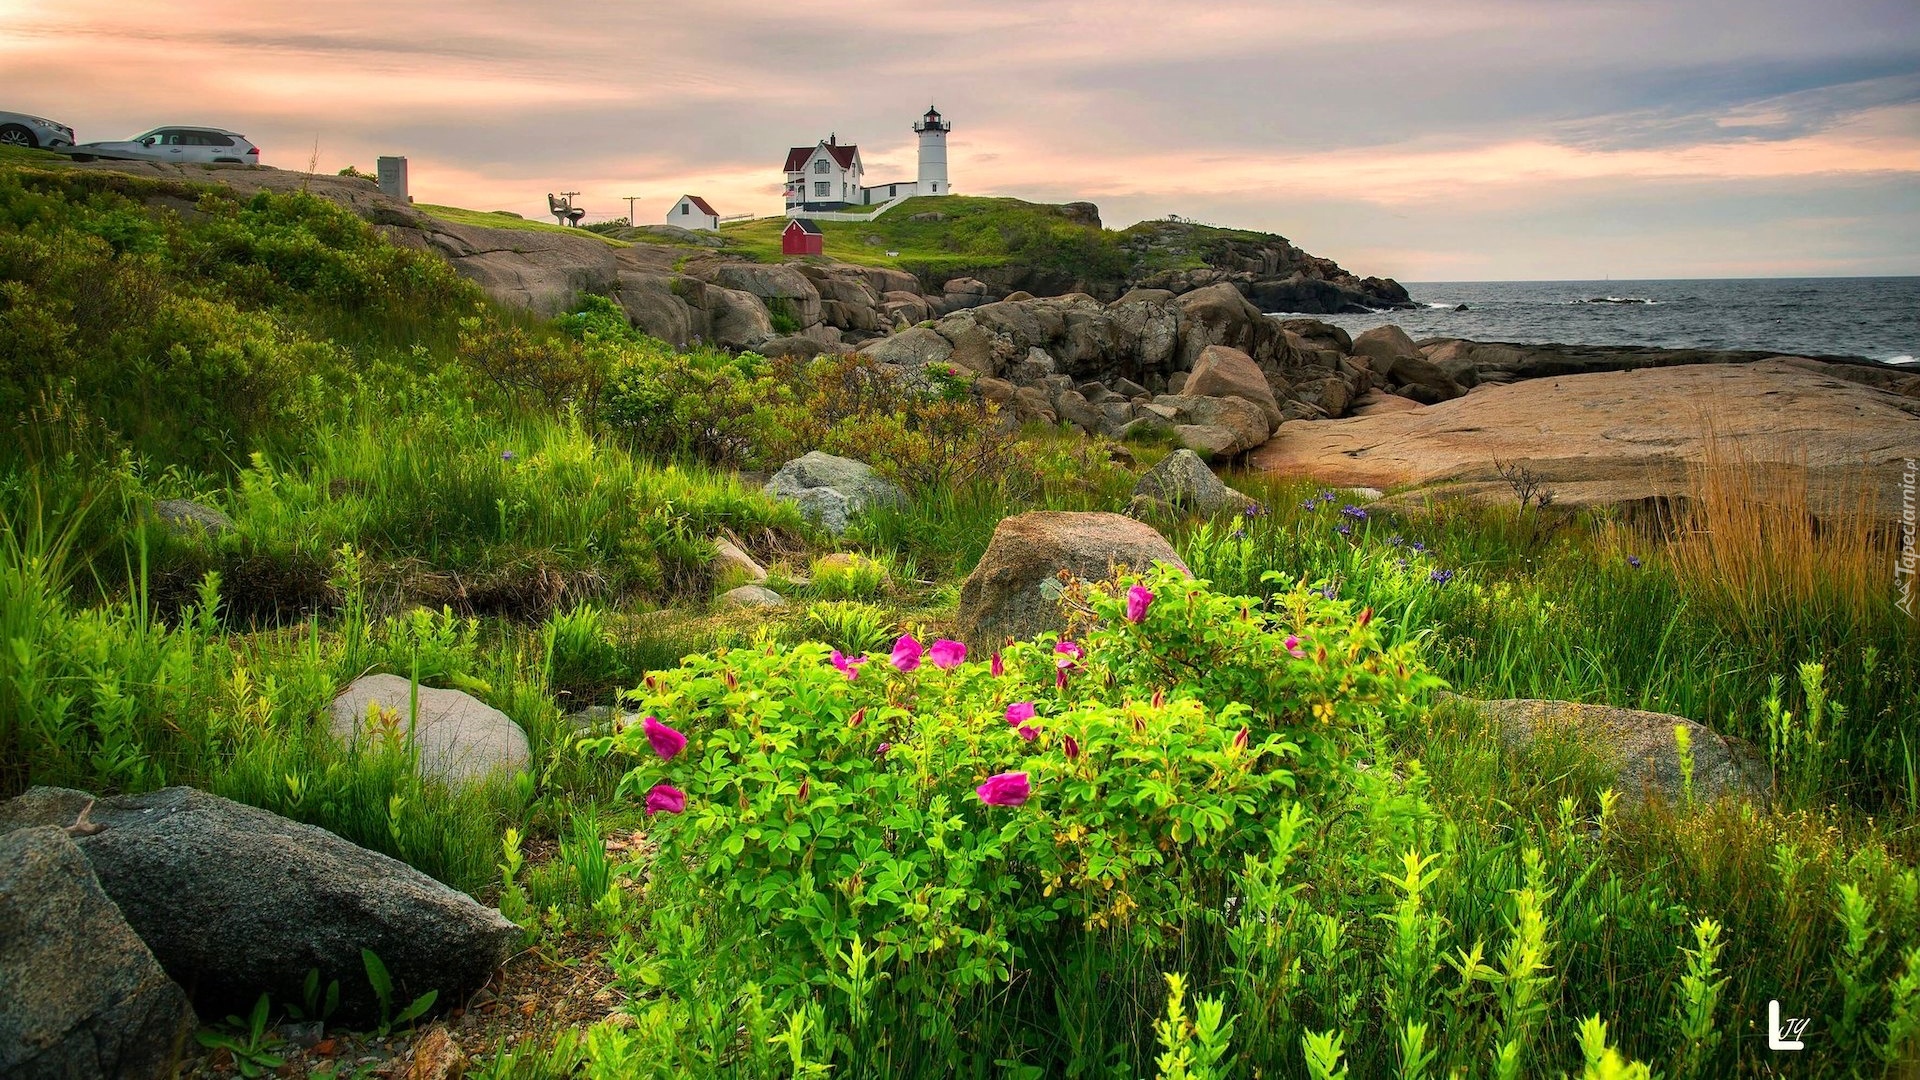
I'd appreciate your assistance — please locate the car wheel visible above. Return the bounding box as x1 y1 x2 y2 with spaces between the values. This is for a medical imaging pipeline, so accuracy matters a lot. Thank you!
0 125 38 149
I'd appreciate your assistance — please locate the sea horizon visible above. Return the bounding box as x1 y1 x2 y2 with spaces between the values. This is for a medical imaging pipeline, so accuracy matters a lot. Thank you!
1284 275 1919 364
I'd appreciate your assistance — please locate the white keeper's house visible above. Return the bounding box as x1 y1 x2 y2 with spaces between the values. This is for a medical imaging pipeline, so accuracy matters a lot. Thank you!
784 106 952 215
666 194 720 231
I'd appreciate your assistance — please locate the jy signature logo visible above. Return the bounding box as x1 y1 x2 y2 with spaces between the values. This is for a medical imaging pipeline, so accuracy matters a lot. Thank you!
1769 1000 1810 1051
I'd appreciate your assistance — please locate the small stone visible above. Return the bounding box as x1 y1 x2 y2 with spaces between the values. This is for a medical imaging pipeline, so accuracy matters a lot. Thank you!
406 1024 466 1080
721 585 786 609
328 674 530 786
152 497 232 537
1133 449 1258 517
712 538 768 585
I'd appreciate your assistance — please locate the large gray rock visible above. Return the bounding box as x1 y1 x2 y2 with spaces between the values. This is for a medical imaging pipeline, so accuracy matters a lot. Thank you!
710 264 824 332
0 787 517 1027
0 827 196 1080
700 284 776 349
1182 345 1284 430
1132 449 1258 517
1350 324 1422 380
764 452 906 536
1387 353 1466 404
1161 394 1272 456
955 512 1188 648
1468 699 1772 807
1174 424 1240 459
858 326 954 369
329 674 531 786
615 272 697 347
418 219 622 315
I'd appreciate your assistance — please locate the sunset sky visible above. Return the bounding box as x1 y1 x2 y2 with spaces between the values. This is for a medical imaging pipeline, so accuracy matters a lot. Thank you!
4 0 1917 280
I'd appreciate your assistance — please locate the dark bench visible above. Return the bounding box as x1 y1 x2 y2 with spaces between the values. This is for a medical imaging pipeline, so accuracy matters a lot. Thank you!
547 193 586 227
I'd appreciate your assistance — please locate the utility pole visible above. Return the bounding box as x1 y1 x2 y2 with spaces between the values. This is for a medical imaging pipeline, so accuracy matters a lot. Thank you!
624 194 641 226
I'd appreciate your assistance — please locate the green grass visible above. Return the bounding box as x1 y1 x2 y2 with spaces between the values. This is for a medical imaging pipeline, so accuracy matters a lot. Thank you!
415 202 630 244
715 195 1132 280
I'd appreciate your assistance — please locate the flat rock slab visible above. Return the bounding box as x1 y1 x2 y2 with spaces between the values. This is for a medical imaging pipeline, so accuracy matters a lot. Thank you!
1 787 517 1027
1247 360 1920 523
1467 698 1771 807
330 673 530 786
0 827 196 1080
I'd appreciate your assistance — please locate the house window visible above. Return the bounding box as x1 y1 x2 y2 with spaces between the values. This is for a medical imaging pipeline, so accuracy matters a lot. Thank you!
814 181 830 197
680 204 689 215
814 160 830 174
889 184 897 197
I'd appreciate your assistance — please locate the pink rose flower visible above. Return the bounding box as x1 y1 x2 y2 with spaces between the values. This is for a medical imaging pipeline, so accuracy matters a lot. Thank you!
1005 702 1037 726
644 783 687 816
890 635 923 672
975 772 1030 807
929 638 966 670
831 649 868 680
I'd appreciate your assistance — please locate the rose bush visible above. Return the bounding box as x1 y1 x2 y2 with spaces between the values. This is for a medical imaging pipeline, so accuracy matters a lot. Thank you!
600 565 1442 1022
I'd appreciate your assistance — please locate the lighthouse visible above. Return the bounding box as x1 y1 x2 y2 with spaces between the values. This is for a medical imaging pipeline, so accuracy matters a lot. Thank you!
914 105 950 195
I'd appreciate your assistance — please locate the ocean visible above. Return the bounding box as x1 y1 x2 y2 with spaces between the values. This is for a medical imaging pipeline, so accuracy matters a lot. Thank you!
1286 277 1919 366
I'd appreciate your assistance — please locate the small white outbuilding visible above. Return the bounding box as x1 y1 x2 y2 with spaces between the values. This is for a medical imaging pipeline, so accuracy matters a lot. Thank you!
667 195 720 231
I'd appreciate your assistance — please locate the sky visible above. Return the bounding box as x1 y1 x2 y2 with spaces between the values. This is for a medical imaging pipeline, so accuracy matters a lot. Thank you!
3 0 1918 281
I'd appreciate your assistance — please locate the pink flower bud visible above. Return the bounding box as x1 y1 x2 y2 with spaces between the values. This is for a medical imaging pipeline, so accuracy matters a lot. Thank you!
1124 585 1154 624
643 716 687 761
990 651 1004 677
1063 735 1080 760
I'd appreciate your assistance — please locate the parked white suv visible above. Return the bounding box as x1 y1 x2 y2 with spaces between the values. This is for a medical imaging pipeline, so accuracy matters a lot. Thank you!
72 126 259 165
0 110 76 150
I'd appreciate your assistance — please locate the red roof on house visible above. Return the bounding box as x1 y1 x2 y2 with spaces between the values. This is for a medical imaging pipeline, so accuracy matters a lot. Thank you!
783 142 859 173
682 195 717 216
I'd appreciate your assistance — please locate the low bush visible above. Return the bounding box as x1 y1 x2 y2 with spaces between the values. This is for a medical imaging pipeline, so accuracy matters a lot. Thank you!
594 566 1434 1068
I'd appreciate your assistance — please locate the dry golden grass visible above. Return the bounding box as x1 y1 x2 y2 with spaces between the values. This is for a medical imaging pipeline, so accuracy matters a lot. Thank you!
1658 425 1894 632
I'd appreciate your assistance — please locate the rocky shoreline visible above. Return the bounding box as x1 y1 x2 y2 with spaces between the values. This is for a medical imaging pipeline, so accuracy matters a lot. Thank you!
58 159 1919 527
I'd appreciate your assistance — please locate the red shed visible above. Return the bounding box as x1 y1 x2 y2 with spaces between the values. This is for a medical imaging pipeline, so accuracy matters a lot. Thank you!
782 217 824 256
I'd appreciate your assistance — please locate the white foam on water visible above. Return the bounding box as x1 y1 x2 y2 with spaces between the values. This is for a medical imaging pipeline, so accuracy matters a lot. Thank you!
1884 354 1917 366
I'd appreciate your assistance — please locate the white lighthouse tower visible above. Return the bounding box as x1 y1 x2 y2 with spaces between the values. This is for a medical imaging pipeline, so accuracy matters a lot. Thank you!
914 105 951 196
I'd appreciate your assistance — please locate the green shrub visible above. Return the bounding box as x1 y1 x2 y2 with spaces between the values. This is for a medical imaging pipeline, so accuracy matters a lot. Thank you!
596 566 1432 1065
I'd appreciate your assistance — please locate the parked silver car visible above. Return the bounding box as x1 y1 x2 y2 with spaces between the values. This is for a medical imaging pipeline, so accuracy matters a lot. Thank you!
0 110 76 150
72 126 259 165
